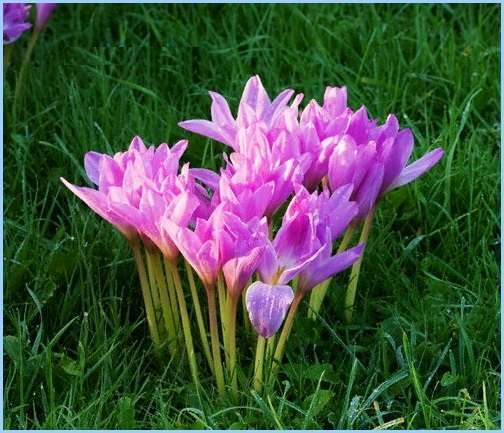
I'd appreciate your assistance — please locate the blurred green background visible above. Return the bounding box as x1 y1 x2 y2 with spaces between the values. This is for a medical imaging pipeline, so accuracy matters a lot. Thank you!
3 3 500 429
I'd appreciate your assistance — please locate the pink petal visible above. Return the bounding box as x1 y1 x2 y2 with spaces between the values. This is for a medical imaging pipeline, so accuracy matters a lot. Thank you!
178 119 232 147
60 178 134 239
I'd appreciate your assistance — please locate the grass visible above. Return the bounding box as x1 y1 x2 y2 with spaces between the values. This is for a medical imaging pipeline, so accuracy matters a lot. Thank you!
3 3 500 429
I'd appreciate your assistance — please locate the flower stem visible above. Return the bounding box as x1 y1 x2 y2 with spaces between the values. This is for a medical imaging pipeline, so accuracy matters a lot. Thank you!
227 296 239 397
308 224 356 319
270 292 303 382
13 30 39 119
217 275 229 365
207 286 226 397
129 241 160 349
167 260 200 390
242 282 252 333
149 251 177 355
253 336 266 392
162 259 181 333
184 260 213 373
4 45 12 75
344 209 374 323
145 249 162 331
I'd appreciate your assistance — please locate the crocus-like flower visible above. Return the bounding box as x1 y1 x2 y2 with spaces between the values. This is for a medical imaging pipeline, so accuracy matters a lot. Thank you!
220 213 269 298
220 126 311 218
246 185 363 337
304 90 445 218
61 136 203 255
179 75 295 151
245 282 294 338
163 204 228 289
3 3 31 44
35 3 57 31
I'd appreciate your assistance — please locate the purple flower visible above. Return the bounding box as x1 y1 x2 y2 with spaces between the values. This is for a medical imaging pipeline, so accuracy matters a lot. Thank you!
258 185 359 284
220 213 269 298
219 126 311 218
245 282 294 338
61 136 204 253
179 75 295 151
163 204 228 289
296 230 365 293
3 3 31 45
35 3 57 31
310 92 445 218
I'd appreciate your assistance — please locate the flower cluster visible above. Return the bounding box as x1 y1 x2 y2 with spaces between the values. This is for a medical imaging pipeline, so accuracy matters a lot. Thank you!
62 76 443 396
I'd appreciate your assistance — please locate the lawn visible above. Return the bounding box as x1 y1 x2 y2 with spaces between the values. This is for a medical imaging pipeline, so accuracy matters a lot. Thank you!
3 3 500 429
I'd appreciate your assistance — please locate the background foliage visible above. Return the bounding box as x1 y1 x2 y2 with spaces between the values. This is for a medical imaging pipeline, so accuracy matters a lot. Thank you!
3 3 500 429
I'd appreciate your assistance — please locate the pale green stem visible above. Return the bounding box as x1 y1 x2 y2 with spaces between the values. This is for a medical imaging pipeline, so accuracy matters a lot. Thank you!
344 209 375 323
242 283 251 333
184 260 213 373
145 249 162 331
308 224 356 319
4 45 12 75
163 259 181 333
149 251 177 355
167 260 200 390
271 292 303 381
217 275 229 365
13 30 39 118
207 285 226 397
129 241 160 349
264 335 276 387
227 296 239 397
253 336 266 392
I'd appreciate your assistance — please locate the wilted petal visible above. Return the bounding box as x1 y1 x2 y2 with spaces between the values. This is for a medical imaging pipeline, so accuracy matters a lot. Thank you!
246 281 294 338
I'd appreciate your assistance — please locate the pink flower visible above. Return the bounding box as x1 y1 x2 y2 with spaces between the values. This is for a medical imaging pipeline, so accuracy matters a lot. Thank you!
220 213 269 298
61 136 204 256
179 75 295 151
163 204 228 288
247 186 362 337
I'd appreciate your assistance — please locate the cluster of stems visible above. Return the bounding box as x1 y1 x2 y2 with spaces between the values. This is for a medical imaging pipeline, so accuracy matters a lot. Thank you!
126 209 375 398
308 208 375 322
128 238 246 398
